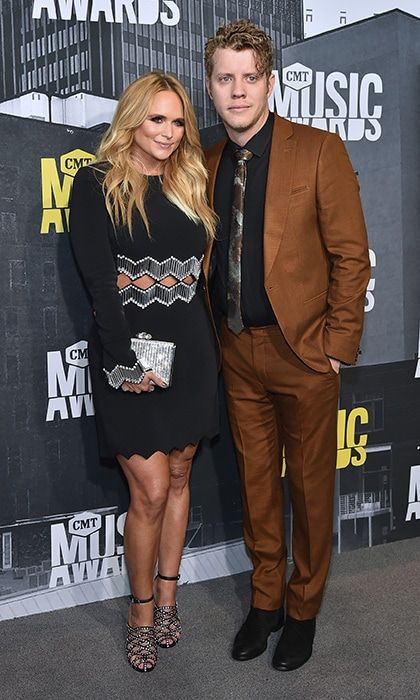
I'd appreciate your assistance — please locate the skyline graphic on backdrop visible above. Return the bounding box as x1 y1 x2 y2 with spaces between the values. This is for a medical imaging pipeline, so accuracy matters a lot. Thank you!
303 0 420 36
0 0 303 128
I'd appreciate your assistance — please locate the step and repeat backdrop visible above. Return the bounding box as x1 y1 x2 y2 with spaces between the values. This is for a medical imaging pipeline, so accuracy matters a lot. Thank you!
1 1 419 619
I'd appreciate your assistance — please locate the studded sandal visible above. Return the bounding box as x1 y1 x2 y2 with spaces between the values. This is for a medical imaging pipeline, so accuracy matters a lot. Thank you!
154 572 182 648
126 594 158 672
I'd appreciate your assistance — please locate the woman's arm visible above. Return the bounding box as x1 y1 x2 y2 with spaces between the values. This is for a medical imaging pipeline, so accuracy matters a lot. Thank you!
69 166 145 388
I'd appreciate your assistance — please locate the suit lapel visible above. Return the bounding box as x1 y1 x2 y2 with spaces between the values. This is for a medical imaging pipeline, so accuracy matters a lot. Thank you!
203 139 226 281
264 116 295 280
205 118 295 282
206 139 226 208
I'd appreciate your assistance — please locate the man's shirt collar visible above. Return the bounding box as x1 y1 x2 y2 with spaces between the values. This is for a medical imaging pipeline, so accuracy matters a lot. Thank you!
227 111 274 158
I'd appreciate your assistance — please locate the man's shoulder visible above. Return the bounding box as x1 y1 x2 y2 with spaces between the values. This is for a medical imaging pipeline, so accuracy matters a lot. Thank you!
204 137 226 160
272 114 338 147
204 138 227 177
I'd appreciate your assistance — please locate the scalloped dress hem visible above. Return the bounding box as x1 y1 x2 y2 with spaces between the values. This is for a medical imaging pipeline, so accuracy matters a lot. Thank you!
102 427 219 462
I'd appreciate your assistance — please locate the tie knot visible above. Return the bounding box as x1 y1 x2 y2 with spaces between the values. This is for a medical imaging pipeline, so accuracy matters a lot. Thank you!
235 148 253 163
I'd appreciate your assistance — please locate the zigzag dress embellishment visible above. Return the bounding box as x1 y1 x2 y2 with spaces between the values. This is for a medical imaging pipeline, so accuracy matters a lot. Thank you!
116 254 203 308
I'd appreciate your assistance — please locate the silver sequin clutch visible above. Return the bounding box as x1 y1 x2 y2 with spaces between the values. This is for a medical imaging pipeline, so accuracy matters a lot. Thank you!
130 333 176 387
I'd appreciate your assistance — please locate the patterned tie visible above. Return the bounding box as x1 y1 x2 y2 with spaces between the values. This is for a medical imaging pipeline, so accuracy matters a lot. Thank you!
227 148 253 334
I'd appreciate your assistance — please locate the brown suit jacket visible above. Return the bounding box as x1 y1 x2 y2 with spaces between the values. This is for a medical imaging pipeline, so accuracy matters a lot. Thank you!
204 114 370 372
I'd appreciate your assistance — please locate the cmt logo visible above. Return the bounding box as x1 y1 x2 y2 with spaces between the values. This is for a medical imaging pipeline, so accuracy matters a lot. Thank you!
46 340 94 421
282 63 313 90
66 343 89 367
68 512 102 537
40 148 94 234
61 152 93 176
405 465 420 521
270 62 383 142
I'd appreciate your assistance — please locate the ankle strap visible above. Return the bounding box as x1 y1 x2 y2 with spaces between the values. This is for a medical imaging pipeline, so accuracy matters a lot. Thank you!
129 594 154 605
156 571 180 582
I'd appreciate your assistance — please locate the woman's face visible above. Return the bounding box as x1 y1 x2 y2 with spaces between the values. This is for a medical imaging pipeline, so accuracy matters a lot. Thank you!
131 90 185 173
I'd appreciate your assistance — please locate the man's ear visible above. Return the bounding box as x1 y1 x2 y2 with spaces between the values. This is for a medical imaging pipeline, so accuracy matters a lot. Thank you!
205 76 212 100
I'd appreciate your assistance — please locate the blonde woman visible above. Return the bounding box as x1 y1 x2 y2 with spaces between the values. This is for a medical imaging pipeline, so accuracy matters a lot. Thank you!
69 72 218 673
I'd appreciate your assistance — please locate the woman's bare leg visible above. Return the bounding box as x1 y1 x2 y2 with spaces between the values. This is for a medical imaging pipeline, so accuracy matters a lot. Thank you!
117 450 170 628
155 443 197 606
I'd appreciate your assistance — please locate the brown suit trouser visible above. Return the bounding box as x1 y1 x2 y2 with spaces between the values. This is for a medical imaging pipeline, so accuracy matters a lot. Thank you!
220 321 340 620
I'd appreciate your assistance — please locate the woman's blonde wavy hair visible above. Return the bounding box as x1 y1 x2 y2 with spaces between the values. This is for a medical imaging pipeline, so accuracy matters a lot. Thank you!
94 71 217 239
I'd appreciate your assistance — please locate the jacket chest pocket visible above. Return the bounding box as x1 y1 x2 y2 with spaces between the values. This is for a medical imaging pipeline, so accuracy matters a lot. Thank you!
303 289 328 304
289 185 311 208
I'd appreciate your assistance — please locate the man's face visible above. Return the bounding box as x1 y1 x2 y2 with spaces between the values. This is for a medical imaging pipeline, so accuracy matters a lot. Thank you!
206 47 274 143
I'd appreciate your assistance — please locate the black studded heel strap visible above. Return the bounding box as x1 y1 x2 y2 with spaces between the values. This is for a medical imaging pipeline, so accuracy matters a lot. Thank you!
156 572 180 581
129 594 154 604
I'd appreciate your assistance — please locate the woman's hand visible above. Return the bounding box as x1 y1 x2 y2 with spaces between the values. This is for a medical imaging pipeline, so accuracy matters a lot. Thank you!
121 370 167 393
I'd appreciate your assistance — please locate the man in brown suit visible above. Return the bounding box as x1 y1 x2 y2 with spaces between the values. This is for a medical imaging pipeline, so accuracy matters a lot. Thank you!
203 20 370 671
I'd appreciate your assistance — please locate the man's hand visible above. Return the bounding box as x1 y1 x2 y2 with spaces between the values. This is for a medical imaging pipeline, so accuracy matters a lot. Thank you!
328 357 341 374
121 370 167 393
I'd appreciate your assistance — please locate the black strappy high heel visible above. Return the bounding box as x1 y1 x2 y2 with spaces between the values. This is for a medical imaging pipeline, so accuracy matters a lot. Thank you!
154 572 182 648
126 594 158 672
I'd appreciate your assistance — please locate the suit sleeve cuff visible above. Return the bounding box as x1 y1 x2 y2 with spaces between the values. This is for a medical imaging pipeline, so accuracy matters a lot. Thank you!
324 333 361 366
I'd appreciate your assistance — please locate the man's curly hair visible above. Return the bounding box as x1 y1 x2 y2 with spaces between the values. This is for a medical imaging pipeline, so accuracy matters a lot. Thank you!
204 19 273 78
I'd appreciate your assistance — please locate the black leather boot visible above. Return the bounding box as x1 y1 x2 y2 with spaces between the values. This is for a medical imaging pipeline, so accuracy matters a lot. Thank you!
272 616 316 671
232 606 284 661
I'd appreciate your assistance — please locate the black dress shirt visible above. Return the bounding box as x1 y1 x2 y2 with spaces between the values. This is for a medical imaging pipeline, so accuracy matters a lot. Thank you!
213 111 277 327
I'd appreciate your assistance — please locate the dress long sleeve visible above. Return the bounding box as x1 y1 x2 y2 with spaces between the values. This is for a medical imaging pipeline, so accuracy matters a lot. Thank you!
69 166 144 388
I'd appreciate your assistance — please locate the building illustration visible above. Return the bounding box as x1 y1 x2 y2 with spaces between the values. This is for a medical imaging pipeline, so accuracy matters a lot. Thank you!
0 0 303 127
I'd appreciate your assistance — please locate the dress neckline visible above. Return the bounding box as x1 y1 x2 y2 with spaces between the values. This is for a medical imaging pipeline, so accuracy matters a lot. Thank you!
147 174 163 187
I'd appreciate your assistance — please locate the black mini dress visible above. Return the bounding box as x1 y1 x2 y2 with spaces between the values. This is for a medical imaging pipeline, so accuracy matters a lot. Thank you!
70 166 219 459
